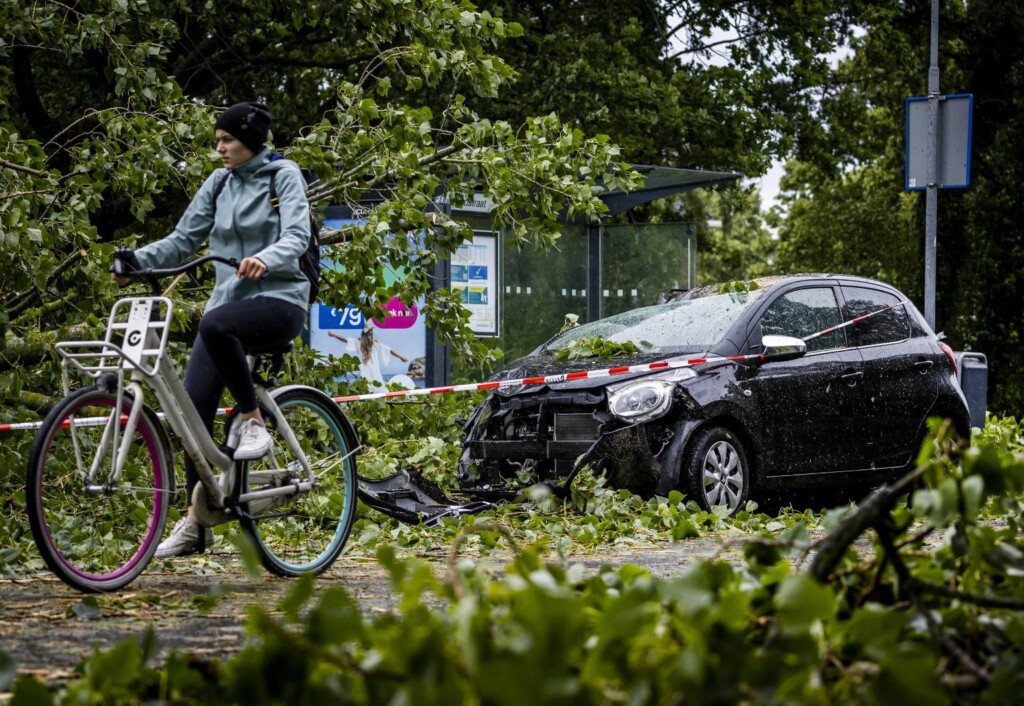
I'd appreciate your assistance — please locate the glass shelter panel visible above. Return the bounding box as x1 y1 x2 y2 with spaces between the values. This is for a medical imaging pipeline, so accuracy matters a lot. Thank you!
498 224 588 362
450 222 698 382
600 223 696 318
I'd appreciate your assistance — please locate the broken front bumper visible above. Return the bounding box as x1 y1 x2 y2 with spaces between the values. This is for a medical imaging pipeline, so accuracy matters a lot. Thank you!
464 421 662 497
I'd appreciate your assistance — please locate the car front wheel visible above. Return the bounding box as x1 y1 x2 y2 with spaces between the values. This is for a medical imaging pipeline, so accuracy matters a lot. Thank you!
683 426 751 515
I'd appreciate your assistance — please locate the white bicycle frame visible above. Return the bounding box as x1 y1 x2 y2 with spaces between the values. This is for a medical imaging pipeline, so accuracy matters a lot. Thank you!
54 296 319 516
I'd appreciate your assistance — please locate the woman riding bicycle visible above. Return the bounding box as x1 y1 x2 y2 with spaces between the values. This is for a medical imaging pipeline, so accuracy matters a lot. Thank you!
112 102 311 557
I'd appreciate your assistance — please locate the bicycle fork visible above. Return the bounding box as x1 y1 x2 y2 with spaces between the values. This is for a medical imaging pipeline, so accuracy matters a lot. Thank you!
73 381 145 494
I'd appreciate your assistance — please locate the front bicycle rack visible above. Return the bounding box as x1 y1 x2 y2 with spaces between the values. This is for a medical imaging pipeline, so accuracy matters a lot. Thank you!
55 297 175 389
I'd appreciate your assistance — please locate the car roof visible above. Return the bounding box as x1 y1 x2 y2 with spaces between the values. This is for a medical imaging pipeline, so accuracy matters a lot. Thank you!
674 273 902 301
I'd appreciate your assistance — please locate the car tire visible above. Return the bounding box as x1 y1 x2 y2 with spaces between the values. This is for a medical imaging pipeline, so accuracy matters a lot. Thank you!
683 426 751 516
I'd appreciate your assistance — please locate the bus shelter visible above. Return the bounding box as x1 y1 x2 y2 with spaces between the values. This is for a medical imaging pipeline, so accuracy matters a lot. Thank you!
310 166 741 387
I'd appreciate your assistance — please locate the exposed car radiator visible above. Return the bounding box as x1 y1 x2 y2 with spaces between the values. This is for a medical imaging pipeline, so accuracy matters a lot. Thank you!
553 412 600 475
553 412 601 441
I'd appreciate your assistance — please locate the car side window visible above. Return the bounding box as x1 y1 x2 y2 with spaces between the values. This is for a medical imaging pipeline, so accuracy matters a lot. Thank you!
841 286 910 346
760 287 845 352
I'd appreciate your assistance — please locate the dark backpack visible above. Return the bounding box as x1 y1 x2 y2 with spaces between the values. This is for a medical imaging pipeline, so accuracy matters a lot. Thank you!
211 154 321 305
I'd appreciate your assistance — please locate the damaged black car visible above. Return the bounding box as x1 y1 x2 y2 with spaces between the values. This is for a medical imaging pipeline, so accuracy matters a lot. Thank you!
456 274 971 514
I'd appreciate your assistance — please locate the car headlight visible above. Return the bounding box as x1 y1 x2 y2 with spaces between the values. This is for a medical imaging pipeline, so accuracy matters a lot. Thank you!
607 380 675 422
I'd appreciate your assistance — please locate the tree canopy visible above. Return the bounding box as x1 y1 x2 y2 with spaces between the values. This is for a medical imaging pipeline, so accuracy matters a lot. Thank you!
0 0 643 420
771 0 1024 413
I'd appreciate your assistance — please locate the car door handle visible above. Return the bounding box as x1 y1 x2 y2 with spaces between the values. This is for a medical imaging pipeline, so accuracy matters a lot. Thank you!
840 370 864 386
914 359 935 373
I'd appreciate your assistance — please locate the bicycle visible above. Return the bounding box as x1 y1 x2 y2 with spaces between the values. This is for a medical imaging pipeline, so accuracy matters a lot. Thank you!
26 255 360 592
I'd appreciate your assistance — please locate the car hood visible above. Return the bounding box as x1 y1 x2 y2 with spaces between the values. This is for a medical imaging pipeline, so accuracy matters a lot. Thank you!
490 348 708 395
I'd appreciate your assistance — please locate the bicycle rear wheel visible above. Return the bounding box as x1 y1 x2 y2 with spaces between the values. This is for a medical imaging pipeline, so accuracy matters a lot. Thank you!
26 386 171 592
240 386 358 577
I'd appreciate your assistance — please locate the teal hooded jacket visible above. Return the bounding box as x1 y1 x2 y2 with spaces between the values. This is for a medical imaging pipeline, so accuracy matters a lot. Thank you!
134 148 311 313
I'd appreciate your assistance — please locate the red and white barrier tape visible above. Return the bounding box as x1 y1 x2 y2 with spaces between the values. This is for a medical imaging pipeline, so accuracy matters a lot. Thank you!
0 356 741 432
802 300 908 342
0 407 235 433
0 300 908 432
329 353 749 404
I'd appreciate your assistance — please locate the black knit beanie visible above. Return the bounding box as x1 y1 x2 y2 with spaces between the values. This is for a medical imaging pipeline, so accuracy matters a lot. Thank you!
215 102 272 153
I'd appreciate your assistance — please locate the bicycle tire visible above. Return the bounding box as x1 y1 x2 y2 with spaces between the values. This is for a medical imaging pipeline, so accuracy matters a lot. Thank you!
239 386 358 577
26 386 171 592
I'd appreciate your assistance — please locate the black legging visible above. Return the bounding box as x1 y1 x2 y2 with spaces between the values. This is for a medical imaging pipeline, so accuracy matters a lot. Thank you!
183 296 306 504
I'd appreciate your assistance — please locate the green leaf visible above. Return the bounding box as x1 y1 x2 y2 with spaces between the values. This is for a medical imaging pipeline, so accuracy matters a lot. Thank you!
11 675 53 706
232 531 263 580
306 587 365 645
873 645 949 706
774 574 834 635
843 603 903 660
671 518 700 540
280 573 315 621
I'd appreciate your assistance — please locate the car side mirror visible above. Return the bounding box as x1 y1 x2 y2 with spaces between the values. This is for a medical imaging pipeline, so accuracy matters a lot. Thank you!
759 335 807 363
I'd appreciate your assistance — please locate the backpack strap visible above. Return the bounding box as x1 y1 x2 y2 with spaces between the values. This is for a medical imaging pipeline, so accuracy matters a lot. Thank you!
211 172 230 216
266 153 317 212
267 151 285 211
269 171 280 212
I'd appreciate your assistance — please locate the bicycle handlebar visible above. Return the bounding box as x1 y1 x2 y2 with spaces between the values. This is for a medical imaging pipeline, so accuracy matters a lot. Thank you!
113 254 241 296
144 255 240 278
113 254 240 279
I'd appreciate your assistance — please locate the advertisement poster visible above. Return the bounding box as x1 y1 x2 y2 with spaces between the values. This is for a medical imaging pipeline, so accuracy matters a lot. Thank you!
452 232 498 336
308 215 426 389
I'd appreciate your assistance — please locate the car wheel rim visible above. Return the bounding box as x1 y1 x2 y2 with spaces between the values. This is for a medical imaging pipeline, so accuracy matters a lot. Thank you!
702 440 744 512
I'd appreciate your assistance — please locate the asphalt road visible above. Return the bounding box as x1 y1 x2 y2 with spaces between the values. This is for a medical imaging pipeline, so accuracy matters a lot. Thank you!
0 538 747 684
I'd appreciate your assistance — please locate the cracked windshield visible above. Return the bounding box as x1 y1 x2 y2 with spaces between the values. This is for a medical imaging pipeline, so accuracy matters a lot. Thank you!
545 290 766 353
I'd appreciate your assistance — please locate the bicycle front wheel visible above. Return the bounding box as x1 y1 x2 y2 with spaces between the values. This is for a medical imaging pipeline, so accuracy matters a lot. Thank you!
240 386 358 577
26 386 171 592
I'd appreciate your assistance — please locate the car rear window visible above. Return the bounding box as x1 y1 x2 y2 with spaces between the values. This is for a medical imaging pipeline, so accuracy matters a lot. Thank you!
842 286 910 346
545 290 765 353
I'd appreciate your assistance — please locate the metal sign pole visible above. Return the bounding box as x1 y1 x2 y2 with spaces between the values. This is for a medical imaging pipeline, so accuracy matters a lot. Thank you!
924 0 940 329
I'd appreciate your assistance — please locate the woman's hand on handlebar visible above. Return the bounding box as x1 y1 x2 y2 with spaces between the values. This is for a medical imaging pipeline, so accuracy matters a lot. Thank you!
236 256 266 280
110 248 141 287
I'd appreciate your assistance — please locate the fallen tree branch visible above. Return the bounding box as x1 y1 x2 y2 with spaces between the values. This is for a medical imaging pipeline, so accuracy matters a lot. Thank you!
876 517 993 685
1 390 57 415
305 143 462 204
2 324 96 369
907 576 1024 610
3 298 204 371
0 157 50 178
8 249 88 319
807 466 921 582
446 522 519 600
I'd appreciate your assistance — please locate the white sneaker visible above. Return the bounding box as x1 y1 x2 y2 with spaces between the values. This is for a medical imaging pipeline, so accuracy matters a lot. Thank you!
234 418 273 460
155 518 214 558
